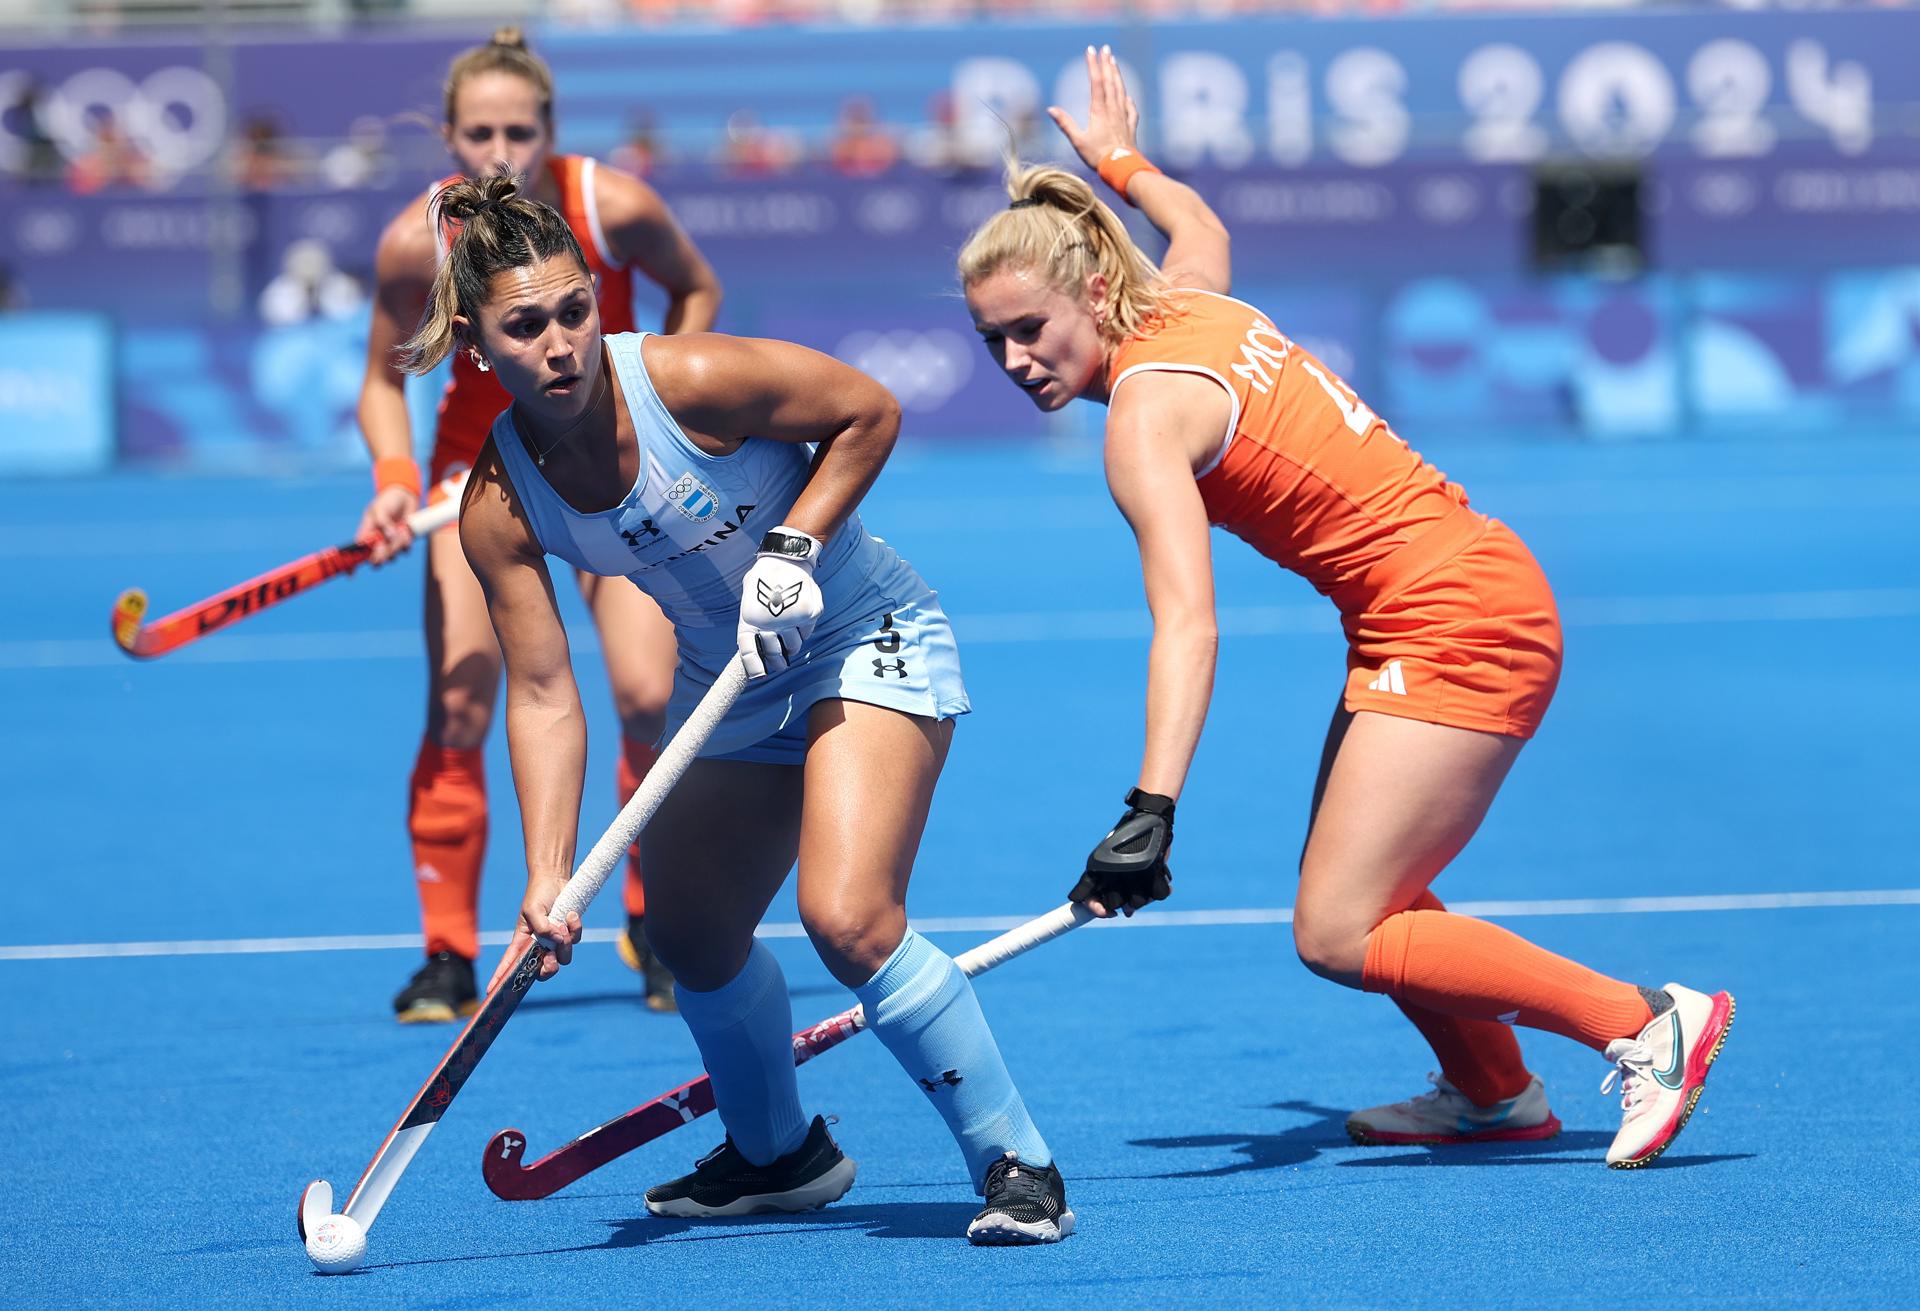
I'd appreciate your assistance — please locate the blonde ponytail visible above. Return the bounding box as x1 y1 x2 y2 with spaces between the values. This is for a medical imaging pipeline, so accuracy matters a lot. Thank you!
957 162 1169 343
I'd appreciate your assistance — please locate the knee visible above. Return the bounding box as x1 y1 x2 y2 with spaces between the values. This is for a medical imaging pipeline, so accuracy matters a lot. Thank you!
642 917 747 994
799 896 905 988
1291 906 1370 987
618 706 667 749
428 684 493 750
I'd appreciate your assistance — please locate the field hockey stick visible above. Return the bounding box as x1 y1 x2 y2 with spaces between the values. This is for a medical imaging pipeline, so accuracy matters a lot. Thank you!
111 475 465 660
298 656 749 1242
481 900 1095 1201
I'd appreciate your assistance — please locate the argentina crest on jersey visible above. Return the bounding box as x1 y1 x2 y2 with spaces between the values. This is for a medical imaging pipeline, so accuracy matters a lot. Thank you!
667 470 721 523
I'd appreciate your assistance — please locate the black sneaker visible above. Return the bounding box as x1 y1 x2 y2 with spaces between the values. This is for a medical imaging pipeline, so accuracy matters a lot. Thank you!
967 1152 1074 1245
391 950 479 1024
616 913 677 1013
644 1114 856 1218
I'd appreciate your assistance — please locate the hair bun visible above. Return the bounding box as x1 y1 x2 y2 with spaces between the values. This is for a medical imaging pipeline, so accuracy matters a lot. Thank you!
489 24 527 50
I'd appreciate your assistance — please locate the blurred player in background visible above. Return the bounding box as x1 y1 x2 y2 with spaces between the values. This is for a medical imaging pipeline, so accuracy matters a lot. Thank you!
356 27 723 1022
405 176 1072 1244
958 46 1734 1169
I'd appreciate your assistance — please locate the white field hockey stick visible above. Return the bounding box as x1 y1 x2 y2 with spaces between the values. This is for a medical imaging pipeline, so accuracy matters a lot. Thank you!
112 476 466 659
483 901 1096 1199
298 657 750 1241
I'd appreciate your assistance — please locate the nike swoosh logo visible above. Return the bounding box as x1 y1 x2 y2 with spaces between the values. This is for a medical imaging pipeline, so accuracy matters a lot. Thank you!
1652 1011 1685 1090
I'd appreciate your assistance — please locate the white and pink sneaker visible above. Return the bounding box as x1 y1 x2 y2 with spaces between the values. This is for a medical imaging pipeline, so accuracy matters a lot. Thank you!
1347 1072 1562 1146
1602 982 1735 1169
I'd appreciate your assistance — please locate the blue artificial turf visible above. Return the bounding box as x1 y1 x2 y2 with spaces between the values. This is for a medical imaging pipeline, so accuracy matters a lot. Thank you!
2 435 1916 1306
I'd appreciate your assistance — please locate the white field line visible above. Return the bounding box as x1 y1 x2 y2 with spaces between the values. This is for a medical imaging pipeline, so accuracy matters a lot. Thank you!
2 888 1915 962
5 587 1918 670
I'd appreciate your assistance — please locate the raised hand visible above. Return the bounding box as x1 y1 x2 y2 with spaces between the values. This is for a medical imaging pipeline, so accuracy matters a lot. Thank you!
1047 44 1143 175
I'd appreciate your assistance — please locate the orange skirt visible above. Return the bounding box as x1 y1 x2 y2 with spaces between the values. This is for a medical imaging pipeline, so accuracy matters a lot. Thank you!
1339 518 1562 739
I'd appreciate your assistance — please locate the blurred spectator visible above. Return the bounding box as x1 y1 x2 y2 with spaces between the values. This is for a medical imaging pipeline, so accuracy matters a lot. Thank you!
65 110 150 194
0 264 24 313
322 116 392 190
828 97 899 177
905 88 990 176
610 111 667 178
258 239 365 326
1 80 61 185
232 113 297 192
721 109 801 176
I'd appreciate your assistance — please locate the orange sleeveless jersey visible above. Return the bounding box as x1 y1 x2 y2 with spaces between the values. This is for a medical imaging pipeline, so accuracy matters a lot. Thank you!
429 155 637 481
1107 290 1562 738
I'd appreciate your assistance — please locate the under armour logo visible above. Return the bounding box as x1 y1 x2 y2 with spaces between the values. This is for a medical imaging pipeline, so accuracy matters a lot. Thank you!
873 658 907 679
917 1069 963 1092
621 520 661 548
757 579 804 616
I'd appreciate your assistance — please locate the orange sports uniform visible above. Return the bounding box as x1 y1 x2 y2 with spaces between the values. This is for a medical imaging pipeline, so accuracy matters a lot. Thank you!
1111 293 1664 1106
408 154 650 967
1107 289 1562 739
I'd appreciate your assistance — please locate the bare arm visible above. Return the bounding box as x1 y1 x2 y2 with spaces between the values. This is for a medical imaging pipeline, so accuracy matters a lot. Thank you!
643 332 901 545
1104 372 1229 801
354 200 436 563
460 444 588 982
1049 43 1231 294
595 164 724 334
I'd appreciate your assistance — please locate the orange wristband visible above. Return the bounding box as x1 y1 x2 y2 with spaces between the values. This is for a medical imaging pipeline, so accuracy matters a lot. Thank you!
1097 147 1161 204
372 456 422 498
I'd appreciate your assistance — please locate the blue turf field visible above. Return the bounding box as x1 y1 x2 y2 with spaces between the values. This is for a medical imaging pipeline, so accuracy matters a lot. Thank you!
3 435 1917 1307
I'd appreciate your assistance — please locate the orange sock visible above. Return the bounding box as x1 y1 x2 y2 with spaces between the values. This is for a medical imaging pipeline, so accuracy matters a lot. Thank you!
408 741 487 961
1390 892 1533 1106
1363 903 1653 1052
617 736 660 919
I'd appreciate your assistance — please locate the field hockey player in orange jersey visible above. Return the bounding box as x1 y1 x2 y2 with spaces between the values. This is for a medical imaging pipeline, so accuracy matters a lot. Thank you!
355 27 723 1021
957 46 1734 1169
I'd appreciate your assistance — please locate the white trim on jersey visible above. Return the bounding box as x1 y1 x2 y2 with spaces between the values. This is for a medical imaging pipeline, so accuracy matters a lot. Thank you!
1108 361 1240 478
579 157 618 268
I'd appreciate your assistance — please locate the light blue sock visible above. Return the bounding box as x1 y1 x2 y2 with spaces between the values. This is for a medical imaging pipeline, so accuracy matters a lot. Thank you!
674 940 810 1167
855 929 1052 1189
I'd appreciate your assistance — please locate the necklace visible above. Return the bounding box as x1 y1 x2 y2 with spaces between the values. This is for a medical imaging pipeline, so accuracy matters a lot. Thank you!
526 367 611 467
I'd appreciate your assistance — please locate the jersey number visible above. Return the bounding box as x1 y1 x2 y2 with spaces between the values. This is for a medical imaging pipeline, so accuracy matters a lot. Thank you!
1298 357 1389 440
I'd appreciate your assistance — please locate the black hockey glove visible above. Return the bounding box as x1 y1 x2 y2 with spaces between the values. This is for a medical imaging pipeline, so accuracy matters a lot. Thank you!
1068 788 1175 917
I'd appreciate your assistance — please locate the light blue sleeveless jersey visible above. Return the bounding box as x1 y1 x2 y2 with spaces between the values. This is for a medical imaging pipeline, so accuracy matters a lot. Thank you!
493 333 907 664
490 332 969 761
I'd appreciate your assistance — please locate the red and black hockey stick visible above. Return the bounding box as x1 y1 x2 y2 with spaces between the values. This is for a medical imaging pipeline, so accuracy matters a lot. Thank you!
112 479 463 660
298 659 748 1241
481 901 1094 1201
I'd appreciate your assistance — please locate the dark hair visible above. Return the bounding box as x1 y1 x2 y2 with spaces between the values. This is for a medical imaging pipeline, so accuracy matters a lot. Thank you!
396 171 590 375
444 25 555 127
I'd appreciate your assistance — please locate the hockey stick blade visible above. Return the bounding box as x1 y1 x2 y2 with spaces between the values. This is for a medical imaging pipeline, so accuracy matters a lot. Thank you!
482 903 1091 1201
297 658 747 1237
111 480 462 660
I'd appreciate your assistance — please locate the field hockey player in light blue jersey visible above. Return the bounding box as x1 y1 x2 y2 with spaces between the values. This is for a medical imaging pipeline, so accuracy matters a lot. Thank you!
395 172 1073 1246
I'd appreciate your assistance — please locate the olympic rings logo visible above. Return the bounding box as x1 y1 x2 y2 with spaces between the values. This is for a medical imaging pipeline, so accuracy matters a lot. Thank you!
835 329 975 413
0 65 228 173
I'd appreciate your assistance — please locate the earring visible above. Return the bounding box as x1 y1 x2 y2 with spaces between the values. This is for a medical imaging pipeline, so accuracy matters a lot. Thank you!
471 351 491 374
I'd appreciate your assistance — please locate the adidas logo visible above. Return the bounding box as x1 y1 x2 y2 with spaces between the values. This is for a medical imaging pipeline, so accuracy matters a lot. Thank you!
1366 660 1407 695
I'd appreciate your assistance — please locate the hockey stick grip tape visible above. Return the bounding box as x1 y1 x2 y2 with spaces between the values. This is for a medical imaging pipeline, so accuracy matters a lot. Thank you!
401 477 466 537
547 656 749 929
951 902 1094 978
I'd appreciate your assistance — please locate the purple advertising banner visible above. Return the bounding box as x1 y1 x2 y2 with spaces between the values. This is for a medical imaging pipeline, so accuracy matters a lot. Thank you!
2 11 1917 470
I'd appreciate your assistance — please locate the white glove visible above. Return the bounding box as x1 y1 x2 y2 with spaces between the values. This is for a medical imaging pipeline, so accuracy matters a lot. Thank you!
738 526 823 679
